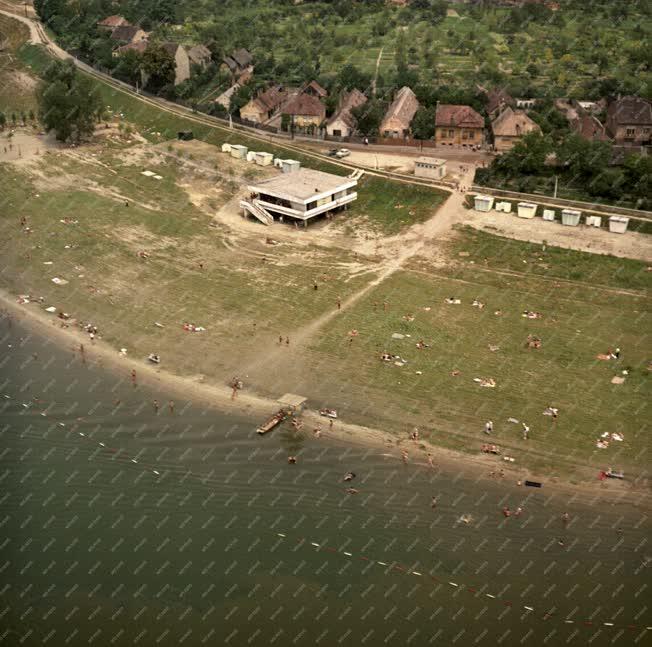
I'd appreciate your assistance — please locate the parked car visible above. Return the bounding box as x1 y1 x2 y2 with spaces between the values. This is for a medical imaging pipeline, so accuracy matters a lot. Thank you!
335 148 350 158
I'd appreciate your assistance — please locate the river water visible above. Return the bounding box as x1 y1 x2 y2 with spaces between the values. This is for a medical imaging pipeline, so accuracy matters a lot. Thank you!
1 314 650 647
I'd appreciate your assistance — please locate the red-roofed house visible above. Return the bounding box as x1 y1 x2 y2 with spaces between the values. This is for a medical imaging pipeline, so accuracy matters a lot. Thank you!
281 92 326 129
240 85 288 123
98 15 130 30
305 80 328 99
435 104 485 147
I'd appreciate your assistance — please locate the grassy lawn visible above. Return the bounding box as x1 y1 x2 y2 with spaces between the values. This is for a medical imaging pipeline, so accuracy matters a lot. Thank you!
308 264 650 479
349 176 448 235
448 226 652 292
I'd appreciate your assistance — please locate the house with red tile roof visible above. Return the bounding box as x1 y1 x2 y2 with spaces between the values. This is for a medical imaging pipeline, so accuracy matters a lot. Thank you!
435 104 485 147
98 15 130 30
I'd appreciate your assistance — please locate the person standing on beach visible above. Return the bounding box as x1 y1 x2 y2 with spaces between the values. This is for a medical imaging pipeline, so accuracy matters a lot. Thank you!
485 420 493 435
131 369 137 387
168 400 174 414
153 400 159 413
337 297 341 311
279 335 283 345
285 337 290 346
522 423 529 440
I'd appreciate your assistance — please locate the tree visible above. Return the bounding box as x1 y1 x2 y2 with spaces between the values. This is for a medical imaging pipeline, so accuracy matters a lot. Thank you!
556 135 612 179
351 99 387 136
141 44 175 93
114 50 143 86
337 64 372 92
411 106 436 140
36 60 102 143
0 112 5 130
495 132 552 176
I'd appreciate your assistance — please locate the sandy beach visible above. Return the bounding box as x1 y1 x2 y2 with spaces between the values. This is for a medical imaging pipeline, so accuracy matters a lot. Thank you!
2 286 647 505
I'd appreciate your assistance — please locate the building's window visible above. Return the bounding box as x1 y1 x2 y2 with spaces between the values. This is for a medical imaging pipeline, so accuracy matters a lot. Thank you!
643 128 650 134
448 129 454 137
468 131 475 139
625 128 635 136
333 129 341 137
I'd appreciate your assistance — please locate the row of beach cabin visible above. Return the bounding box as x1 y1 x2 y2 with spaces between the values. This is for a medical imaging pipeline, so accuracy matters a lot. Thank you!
473 194 630 234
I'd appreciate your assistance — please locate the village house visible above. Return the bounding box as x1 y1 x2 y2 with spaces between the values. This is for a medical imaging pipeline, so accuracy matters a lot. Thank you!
435 104 485 147
380 86 419 138
187 45 212 70
414 157 447 180
304 80 328 99
281 92 326 131
110 25 148 45
131 42 190 86
161 43 191 85
246 168 358 224
112 41 148 58
491 106 541 152
98 15 130 30
485 87 515 119
222 48 253 76
325 89 367 138
240 85 288 123
571 112 608 142
606 96 652 147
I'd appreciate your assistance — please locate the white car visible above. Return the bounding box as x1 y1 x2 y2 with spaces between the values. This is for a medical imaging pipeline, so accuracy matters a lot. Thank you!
335 148 350 158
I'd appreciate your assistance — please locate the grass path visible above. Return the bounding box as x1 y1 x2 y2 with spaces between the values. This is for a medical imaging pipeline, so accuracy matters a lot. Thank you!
372 47 383 97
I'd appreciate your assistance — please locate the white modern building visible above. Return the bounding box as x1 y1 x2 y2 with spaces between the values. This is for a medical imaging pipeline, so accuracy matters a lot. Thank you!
414 156 447 180
244 168 358 224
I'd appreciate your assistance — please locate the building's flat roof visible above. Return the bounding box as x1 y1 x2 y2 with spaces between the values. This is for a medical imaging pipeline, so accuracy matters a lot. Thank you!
415 156 446 165
249 169 356 203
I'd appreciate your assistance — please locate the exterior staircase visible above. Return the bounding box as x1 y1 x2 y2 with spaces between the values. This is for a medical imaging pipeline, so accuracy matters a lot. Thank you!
349 169 364 180
240 200 274 225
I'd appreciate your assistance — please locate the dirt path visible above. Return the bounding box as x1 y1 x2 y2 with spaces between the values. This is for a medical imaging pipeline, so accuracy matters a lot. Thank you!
242 190 466 376
372 47 383 97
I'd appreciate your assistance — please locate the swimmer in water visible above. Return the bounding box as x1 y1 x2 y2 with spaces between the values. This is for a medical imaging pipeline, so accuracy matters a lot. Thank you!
287 456 296 464
346 487 358 494
515 507 523 517
343 472 356 482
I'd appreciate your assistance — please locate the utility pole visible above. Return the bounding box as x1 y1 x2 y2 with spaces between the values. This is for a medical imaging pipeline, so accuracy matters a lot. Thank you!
553 175 558 198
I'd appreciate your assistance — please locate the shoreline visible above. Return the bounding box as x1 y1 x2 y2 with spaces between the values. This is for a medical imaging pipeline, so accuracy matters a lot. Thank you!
1 287 649 505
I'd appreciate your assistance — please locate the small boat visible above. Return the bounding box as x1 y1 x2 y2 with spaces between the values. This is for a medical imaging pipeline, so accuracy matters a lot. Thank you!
257 409 288 435
320 408 338 419
147 354 161 364
524 480 542 488
605 469 624 479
